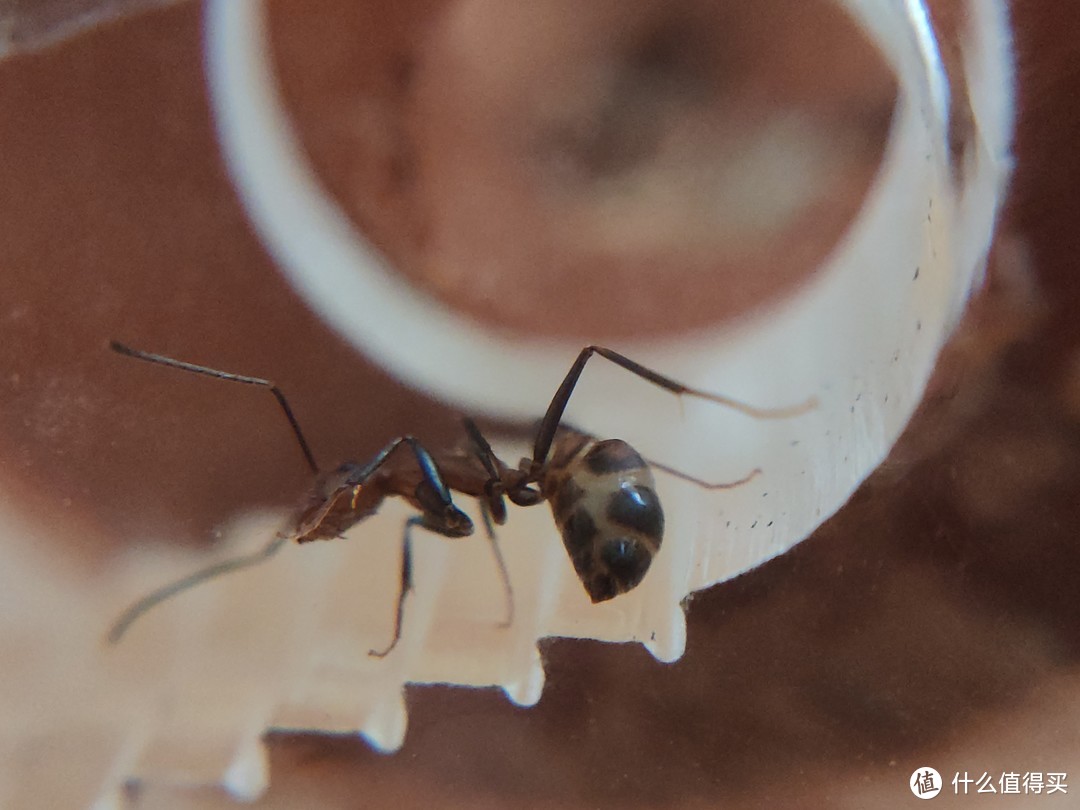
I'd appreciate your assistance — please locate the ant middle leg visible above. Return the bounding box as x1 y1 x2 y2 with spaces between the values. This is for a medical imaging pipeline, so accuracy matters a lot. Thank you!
531 346 818 467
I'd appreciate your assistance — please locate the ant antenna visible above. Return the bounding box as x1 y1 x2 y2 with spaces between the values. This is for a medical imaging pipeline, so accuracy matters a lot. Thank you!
107 535 289 643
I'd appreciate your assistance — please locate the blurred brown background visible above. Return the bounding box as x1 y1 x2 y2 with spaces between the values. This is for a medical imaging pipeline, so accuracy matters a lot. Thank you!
1 1 1078 808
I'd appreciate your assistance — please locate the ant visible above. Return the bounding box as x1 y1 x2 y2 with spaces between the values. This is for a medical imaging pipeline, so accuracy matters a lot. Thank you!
107 341 814 656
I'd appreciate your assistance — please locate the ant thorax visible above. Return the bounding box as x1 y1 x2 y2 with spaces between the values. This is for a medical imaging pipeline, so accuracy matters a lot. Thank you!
541 430 664 603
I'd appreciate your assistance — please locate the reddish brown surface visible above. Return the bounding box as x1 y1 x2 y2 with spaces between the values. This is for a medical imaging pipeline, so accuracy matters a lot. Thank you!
1 2 1078 808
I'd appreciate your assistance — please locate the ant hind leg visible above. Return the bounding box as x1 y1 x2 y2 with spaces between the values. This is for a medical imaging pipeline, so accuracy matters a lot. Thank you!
648 460 762 490
531 345 817 467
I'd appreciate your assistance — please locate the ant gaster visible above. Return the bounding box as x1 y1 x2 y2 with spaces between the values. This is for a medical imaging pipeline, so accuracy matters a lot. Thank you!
107 342 814 655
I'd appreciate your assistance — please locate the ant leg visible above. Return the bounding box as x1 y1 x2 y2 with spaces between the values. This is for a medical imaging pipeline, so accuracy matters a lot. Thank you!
367 502 513 658
462 416 521 521
478 500 514 628
369 516 419 658
107 535 290 644
110 341 320 476
532 346 817 467
346 436 457 511
648 460 762 490
461 419 514 625
462 417 501 481
351 437 471 658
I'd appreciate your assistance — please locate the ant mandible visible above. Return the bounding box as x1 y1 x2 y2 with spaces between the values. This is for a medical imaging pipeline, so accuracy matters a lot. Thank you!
107 341 814 656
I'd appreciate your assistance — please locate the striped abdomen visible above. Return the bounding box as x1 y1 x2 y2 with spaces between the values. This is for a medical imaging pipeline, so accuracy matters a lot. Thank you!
542 433 664 602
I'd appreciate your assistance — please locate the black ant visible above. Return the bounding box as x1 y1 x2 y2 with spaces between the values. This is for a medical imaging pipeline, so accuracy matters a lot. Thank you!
107 341 814 656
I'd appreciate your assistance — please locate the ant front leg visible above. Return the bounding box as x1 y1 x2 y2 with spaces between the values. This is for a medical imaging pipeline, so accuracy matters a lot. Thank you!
363 437 474 658
371 498 514 657
369 503 479 658
369 516 420 658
